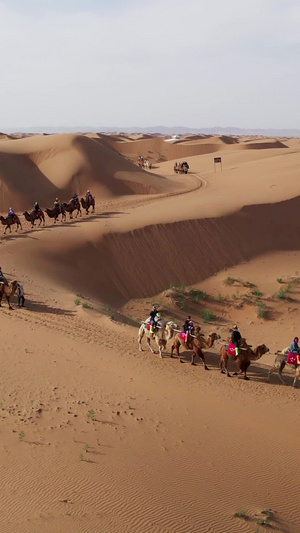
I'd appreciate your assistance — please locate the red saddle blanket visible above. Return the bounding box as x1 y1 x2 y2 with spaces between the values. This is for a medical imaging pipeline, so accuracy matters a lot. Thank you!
227 343 237 356
286 353 300 365
179 331 186 340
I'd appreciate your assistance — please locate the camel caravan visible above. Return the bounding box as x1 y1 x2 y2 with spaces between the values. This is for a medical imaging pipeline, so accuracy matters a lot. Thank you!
138 156 152 170
174 161 189 174
0 191 96 234
138 307 300 387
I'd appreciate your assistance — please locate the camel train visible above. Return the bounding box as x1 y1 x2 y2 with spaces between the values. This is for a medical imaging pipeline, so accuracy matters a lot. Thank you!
138 156 152 170
174 162 189 174
0 194 96 234
137 315 300 386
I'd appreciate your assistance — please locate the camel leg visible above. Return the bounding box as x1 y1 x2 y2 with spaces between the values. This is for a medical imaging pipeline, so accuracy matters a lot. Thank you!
146 337 155 354
6 296 12 310
220 355 231 376
138 335 143 352
268 364 286 385
197 348 209 370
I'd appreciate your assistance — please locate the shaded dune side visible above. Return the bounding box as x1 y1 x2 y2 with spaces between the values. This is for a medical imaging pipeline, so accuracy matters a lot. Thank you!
0 135 171 210
44 195 300 306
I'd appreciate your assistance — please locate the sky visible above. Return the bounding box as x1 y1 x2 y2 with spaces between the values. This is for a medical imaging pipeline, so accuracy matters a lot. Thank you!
0 0 299 129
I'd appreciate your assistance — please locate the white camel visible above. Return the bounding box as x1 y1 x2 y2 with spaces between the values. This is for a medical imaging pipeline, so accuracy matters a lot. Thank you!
138 319 177 358
267 347 300 387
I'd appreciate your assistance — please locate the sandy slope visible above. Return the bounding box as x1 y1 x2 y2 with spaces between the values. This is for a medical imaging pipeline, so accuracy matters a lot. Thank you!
1 133 300 531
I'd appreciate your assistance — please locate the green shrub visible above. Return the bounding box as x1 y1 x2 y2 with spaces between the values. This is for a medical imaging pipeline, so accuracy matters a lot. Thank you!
201 309 216 323
216 293 223 302
234 510 249 520
82 302 93 310
223 276 235 286
189 289 209 302
257 308 267 319
75 298 81 306
274 288 288 300
252 289 263 297
276 278 283 284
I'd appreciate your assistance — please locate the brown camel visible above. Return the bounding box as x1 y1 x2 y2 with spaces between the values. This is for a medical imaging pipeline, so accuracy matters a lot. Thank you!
0 215 22 234
267 348 300 387
23 209 45 228
0 280 18 309
219 340 269 380
45 206 66 223
138 320 177 358
62 199 81 219
80 196 95 214
170 327 220 369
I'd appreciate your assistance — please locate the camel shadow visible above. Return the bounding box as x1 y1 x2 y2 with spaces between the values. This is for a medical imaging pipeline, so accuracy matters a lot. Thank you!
0 211 126 242
15 299 75 316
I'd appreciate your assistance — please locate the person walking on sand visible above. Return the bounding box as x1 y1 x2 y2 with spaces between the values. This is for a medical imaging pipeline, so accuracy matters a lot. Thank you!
17 282 25 307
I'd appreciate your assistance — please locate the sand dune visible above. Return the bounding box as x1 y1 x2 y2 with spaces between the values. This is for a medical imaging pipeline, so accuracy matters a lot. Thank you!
1 132 300 532
0 134 180 211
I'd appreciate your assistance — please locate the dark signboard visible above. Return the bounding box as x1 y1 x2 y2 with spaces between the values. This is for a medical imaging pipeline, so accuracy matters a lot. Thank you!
214 157 222 163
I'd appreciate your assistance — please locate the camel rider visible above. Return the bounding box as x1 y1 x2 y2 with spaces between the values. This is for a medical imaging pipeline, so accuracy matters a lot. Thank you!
8 207 16 220
72 193 79 205
149 305 158 334
86 190 93 203
0 267 7 283
54 198 61 213
290 337 300 355
231 325 242 356
153 312 163 331
184 316 194 342
34 202 40 214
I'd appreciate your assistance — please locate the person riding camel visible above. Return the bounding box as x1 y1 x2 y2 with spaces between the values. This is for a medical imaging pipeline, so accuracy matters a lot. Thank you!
153 312 163 331
149 305 158 334
0 267 7 283
86 190 93 203
231 325 242 356
8 207 16 220
54 198 61 213
184 316 194 343
290 337 300 355
72 193 79 206
34 201 40 215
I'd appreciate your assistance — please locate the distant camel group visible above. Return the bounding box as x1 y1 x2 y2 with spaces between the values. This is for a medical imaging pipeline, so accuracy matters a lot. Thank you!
138 320 276 383
0 197 95 234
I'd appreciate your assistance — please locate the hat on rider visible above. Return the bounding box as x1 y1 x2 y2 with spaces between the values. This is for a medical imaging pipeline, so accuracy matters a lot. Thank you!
232 324 238 330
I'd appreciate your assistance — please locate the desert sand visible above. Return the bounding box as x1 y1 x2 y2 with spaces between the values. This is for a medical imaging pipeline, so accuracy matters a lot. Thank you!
0 132 300 532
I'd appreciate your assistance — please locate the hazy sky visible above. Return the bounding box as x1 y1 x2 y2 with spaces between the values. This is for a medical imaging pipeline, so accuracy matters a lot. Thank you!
0 0 299 129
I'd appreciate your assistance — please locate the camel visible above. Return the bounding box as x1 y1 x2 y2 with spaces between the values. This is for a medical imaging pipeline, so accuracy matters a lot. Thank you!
267 347 300 387
81 196 95 214
0 215 22 234
45 206 66 223
0 280 18 309
23 209 45 228
138 320 177 358
170 327 220 368
219 340 269 380
62 199 81 219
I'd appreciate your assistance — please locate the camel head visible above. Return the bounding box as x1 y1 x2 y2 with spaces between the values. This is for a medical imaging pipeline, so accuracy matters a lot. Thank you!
250 344 269 360
209 332 221 341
